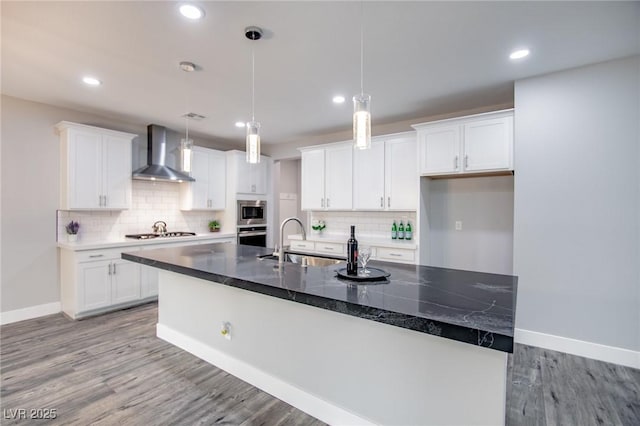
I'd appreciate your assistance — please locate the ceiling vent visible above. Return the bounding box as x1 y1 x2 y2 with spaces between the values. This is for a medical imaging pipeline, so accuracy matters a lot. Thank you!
181 112 205 121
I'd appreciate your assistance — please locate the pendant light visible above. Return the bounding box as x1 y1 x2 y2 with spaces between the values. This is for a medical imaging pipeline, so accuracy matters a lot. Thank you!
180 116 193 174
353 3 371 150
245 26 262 164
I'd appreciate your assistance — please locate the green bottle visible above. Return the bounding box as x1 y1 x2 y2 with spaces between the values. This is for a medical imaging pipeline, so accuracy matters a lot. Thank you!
398 221 405 239
405 221 413 240
391 221 398 239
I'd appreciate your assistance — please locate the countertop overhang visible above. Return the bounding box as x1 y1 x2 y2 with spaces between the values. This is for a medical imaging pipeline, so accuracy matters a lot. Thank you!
122 243 517 353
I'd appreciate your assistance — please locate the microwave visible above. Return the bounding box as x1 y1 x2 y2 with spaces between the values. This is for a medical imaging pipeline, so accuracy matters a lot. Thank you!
237 200 267 226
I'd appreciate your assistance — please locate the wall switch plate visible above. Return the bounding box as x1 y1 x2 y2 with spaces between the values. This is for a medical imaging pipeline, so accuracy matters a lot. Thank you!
455 221 462 231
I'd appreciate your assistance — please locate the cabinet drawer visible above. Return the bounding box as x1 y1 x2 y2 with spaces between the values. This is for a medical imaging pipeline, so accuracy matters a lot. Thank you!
76 248 125 263
315 242 346 256
376 247 415 263
290 240 316 252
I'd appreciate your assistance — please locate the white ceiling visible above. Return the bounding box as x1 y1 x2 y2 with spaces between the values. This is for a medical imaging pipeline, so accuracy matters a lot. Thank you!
2 1 639 148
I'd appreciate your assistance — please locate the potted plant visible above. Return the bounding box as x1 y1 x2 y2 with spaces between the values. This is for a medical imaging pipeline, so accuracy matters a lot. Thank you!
65 220 80 242
208 220 221 232
311 220 326 234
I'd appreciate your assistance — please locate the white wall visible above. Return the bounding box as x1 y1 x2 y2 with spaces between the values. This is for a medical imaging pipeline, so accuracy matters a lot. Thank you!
427 175 514 275
513 56 640 353
0 95 233 313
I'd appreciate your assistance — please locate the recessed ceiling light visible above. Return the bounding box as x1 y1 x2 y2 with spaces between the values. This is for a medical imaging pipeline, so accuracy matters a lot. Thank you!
332 95 346 104
509 49 530 60
235 121 246 128
179 4 204 20
82 76 102 86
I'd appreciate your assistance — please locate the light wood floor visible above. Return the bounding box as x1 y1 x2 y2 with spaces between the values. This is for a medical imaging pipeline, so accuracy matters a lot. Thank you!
1 303 639 425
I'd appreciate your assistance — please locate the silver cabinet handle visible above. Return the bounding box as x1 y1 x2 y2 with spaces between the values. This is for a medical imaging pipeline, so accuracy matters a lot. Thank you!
455 155 459 170
89 254 104 258
104 195 107 207
323 246 335 251
390 253 402 257
98 195 102 206
387 197 391 208
321 198 324 208
464 155 469 168
380 197 384 208
327 198 330 208
108 264 112 275
113 263 116 274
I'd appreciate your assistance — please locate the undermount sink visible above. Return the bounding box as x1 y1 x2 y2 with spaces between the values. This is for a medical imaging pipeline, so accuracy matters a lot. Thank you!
258 253 344 267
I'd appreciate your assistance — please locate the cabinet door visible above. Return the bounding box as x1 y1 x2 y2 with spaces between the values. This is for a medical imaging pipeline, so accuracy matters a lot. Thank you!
208 151 227 210
78 261 112 311
385 137 418 210
463 116 513 172
301 149 325 210
68 129 102 209
111 260 140 305
190 147 211 209
103 135 132 209
353 140 385 210
250 160 268 195
324 145 353 210
419 125 461 175
235 154 268 195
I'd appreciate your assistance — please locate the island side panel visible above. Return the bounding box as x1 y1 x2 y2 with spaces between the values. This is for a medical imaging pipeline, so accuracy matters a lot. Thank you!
157 270 508 426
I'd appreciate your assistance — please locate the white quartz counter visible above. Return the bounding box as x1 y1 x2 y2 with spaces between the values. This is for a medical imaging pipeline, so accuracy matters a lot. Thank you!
57 232 236 251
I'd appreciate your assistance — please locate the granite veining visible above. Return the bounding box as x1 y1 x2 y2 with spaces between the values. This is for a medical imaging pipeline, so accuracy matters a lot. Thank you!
122 243 518 352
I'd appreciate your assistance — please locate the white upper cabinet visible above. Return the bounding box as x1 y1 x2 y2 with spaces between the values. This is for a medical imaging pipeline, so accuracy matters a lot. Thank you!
300 142 353 211
353 140 385 209
384 136 418 210
324 144 353 210
352 134 418 211
180 146 226 210
56 121 136 210
301 149 325 210
230 151 269 195
413 110 514 177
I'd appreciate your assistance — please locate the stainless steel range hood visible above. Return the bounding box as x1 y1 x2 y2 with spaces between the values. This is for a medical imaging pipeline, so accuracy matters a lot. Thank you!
132 124 195 182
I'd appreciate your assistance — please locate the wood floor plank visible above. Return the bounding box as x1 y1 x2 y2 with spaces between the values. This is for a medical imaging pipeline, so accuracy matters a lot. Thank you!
2 303 639 425
506 344 546 426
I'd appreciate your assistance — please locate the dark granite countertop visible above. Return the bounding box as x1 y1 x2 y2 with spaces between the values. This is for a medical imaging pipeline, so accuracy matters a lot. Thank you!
122 243 517 353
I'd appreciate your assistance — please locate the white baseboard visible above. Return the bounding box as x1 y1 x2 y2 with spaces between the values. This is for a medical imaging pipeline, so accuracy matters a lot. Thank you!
157 323 374 426
0 302 62 325
515 328 640 369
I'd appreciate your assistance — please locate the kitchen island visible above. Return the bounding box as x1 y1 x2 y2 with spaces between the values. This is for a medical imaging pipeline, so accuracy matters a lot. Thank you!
123 243 517 425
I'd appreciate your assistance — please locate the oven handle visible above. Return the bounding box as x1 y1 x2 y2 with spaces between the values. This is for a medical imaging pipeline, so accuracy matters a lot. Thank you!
237 231 267 237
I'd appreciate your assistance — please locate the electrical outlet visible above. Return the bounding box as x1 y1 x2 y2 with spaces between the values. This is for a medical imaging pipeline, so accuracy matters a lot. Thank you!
455 221 462 231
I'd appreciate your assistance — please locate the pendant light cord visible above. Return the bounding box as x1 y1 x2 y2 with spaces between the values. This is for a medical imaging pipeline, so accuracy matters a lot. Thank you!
360 1 364 95
251 44 256 122
185 116 189 140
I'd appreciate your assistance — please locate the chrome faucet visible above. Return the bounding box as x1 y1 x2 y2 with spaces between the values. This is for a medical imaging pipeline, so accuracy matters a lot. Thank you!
152 221 167 235
279 217 306 267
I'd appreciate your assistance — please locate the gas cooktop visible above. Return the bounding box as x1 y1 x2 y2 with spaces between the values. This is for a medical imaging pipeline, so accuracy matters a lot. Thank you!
125 232 196 240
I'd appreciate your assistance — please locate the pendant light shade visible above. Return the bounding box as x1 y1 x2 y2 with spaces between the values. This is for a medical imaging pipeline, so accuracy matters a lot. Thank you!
353 93 371 150
246 120 261 164
245 26 262 164
353 3 371 150
180 117 194 173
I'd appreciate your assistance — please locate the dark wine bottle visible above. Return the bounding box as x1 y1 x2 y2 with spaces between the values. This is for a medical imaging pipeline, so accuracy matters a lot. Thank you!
346 225 358 275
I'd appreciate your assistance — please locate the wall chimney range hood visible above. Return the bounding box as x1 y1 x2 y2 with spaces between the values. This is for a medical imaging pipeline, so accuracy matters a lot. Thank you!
133 124 195 182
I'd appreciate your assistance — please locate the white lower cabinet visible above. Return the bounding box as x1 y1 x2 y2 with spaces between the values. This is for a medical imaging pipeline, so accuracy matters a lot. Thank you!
288 239 417 264
374 247 416 263
60 238 235 319
64 249 141 318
